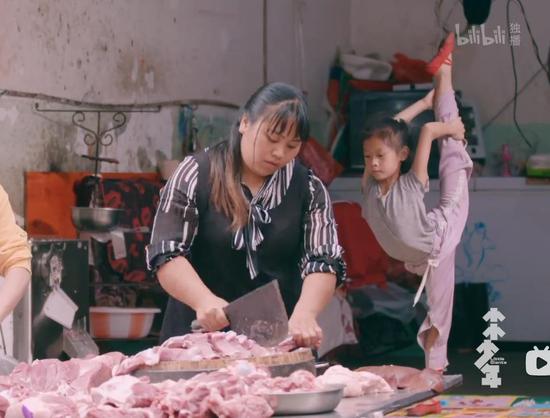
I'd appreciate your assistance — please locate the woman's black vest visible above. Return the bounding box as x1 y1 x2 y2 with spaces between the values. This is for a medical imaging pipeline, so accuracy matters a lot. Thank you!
160 150 310 341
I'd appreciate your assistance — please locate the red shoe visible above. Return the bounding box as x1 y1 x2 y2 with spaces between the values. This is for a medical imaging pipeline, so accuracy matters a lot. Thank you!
426 32 455 75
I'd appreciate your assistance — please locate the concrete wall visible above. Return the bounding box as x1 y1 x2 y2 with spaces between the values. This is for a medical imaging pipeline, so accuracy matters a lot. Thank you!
0 0 263 104
267 0 351 136
350 0 550 175
0 0 350 215
5 0 546 216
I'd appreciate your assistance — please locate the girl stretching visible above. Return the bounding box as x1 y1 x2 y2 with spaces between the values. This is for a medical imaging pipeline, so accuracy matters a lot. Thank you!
361 33 473 370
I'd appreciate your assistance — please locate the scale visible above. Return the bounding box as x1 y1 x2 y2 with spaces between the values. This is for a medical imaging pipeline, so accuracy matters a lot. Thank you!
69 111 126 233
32 105 159 360
34 103 161 232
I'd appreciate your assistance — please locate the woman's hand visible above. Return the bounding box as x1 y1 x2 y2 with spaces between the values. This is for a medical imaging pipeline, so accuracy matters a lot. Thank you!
195 295 230 331
421 89 435 110
288 308 323 348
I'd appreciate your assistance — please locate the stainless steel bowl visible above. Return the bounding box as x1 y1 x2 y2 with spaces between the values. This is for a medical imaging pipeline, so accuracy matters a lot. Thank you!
267 384 345 415
71 207 124 232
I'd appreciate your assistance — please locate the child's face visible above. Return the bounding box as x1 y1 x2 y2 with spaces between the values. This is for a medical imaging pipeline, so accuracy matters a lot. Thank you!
363 136 407 182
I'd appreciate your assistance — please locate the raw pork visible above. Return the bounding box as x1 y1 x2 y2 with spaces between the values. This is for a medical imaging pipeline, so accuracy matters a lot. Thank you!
91 375 159 408
115 331 275 375
316 365 393 397
356 365 445 392
0 332 343 417
250 370 320 394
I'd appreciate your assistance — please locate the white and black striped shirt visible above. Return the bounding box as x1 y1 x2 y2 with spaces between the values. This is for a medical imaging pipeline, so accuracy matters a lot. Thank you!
146 155 345 281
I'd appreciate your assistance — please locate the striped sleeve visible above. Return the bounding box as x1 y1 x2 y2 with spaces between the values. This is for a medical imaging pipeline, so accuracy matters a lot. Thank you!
146 155 199 271
299 171 346 282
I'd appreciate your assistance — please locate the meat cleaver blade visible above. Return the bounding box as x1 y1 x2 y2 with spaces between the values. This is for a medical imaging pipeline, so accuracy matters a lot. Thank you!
223 280 289 347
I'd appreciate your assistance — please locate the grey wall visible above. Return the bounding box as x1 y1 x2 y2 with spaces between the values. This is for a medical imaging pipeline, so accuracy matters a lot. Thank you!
0 0 351 215
350 0 550 175
0 0 263 103
2 0 547 216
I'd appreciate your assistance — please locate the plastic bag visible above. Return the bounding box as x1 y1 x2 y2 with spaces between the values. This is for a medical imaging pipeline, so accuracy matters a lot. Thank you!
391 53 432 84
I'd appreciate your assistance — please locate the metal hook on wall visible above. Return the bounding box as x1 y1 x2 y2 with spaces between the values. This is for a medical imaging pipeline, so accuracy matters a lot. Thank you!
34 103 161 176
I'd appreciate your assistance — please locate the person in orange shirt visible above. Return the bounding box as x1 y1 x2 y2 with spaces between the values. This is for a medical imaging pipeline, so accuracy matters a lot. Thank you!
0 185 31 323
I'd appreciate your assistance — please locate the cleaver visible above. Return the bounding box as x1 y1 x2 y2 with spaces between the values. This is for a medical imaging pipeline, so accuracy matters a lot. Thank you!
192 280 289 347
223 280 289 347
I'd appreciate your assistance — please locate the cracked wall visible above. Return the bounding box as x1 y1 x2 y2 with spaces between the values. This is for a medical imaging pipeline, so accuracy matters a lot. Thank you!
0 0 350 215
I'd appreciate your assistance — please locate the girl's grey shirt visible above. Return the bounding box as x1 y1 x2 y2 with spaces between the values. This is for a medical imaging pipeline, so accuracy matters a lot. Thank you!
362 172 436 264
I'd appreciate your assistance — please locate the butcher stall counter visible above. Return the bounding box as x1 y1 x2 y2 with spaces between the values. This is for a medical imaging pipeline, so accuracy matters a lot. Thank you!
282 374 462 417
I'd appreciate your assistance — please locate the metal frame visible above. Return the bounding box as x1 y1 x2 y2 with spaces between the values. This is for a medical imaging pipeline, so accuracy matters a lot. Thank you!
34 104 161 176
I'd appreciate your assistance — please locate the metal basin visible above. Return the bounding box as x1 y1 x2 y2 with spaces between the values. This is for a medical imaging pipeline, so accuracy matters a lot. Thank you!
266 384 345 415
71 207 123 232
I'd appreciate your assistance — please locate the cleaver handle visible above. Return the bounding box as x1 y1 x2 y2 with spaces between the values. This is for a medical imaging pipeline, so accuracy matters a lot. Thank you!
190 320 205 333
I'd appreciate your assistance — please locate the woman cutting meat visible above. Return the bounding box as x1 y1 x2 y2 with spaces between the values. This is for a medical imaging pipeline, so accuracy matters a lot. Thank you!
147 82 345 348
